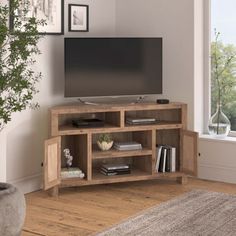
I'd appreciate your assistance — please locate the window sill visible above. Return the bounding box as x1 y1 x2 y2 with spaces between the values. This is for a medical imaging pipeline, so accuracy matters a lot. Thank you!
200 134 236 144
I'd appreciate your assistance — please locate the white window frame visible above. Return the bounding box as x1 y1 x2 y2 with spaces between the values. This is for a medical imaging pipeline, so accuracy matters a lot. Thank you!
204 0 211 134
205 0 236 137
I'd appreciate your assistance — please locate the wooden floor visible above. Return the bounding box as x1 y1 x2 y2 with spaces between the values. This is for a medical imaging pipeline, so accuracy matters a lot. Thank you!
22 178 236 236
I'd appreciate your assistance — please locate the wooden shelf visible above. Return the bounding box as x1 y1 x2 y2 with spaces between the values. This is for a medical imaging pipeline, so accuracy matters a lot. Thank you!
58 123 183 135
58 124 120 135
59 171 184 188
125 122 183 130
92 148 152 159
92 170 184 182
60 177 88 188
93 169 150 181
44 101 198 196
154 171 183 178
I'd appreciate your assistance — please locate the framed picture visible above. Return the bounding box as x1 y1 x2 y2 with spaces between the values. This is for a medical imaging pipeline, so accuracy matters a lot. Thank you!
68 4 89 32
10 0 64 35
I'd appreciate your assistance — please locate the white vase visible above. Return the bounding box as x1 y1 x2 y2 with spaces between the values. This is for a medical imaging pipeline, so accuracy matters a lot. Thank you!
208 104 231 137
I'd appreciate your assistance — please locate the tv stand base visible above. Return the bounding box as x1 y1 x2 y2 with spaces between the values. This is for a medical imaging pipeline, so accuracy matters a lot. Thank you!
78 98 99 106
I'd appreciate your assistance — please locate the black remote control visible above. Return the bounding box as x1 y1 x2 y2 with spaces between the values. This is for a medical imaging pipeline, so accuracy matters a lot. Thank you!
156 99 169 104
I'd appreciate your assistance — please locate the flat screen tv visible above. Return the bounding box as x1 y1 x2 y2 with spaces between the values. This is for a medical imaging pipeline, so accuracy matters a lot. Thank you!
64 38 162 98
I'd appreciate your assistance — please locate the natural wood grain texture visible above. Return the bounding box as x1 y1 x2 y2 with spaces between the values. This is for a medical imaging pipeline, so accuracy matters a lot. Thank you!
60 171 184 188
92 148 153 159
120 110 125 128
151 130 157 174
51 102 185 114
49 186 59 198
181 104 187 130
180 130 198 176
58 122 183 136
45 102 197 194
51 112 59 137
77 135 89 179
22 178 236 236
105 112 121 127
87 133 92 181
156 129 180 171
44 137 61 190
125 109 181 123
125 109 181 124
133 155 152 174
177 175 188 185
132 130 152 149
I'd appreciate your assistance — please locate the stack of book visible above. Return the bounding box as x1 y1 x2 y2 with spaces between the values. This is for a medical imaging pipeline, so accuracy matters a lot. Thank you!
100 164 131 176
155 145 176 173
61 167 85 179
126 117 156 125
114 141 142 151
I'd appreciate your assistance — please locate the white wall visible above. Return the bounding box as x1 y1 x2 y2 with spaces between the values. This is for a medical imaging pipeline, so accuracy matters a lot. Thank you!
4 0 116 192
194 0 204 132
2 0 208 192
199 137 236 184
115 0 195 129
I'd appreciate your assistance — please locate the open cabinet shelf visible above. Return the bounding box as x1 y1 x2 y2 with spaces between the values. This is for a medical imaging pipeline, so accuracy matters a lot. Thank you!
44 102 198 196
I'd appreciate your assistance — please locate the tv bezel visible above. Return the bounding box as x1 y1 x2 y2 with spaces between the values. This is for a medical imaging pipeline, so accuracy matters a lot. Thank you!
64 37 163 99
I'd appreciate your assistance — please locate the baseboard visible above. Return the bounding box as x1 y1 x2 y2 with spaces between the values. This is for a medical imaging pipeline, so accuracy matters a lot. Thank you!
198 164 236 184
9 173 42 194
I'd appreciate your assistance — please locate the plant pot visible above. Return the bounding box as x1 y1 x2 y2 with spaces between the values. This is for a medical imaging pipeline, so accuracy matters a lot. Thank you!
0 183 26 236
97 141 113 151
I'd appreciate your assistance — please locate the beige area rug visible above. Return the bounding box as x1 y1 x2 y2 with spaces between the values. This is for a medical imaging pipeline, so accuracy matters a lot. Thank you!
95 190 236 236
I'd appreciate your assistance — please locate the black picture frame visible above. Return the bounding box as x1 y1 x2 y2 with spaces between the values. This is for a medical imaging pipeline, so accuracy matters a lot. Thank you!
68 4 89 32
10 0 64 35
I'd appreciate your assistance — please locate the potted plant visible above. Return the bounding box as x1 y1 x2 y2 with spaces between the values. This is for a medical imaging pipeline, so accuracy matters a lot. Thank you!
0 0 44 234
97 133 114 151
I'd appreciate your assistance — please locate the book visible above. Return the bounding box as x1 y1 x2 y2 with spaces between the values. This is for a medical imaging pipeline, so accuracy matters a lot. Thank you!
114 146 142 151
165 148 171 172
61 168 85 179
162 148 167 172
155 146 163 172
114 141 142 147
156 145 176 173
170 147 176 172
114 141 142 151
100 169 131 176
126 117 156 125
126 117 156 123
100 167 130 173
101 163 130 171
158 147 167 173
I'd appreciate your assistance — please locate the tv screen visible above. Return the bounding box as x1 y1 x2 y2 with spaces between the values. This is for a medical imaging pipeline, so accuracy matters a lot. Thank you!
64 38 162 97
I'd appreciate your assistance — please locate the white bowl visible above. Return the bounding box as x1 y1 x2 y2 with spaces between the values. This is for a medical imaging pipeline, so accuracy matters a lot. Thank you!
97 141 113 151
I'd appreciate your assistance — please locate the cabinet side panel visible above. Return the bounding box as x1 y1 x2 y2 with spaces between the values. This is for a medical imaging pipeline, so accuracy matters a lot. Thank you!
47 143 58 182
44 137 61 190
51 112 59 136
87 134 92 180
181 104 187 130
181 130 198 176
77 135 89 179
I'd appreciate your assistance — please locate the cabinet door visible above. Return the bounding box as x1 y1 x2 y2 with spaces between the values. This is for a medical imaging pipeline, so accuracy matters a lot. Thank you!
180 130 198 176
44 136 61 190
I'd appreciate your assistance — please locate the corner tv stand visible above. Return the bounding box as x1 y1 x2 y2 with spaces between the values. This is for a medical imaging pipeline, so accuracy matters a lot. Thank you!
43 102 198 196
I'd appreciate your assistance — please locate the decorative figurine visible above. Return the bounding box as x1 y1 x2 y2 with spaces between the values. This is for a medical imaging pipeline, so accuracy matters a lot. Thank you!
63 148 73 168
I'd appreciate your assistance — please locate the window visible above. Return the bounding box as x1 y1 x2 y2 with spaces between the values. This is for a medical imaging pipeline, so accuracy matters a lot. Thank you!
211 0 236 132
